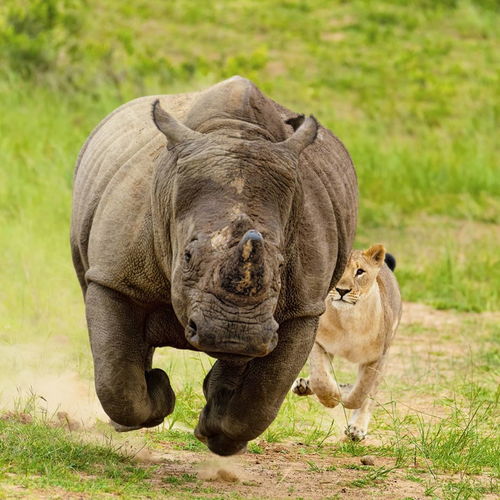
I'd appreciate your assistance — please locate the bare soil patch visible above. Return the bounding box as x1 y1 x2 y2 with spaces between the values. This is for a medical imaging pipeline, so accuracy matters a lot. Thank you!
145 440 493 499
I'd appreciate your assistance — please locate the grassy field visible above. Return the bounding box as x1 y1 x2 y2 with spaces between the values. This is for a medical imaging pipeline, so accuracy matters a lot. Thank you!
0 0 498 498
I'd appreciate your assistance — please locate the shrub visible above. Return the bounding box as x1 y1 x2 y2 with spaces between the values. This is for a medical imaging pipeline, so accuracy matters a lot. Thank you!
0 0 84 79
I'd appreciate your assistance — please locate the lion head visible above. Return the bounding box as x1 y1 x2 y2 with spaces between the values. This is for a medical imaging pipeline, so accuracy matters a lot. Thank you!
328 244 386 307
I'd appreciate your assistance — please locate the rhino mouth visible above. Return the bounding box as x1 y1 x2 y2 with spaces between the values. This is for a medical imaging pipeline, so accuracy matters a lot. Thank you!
185 317 278 358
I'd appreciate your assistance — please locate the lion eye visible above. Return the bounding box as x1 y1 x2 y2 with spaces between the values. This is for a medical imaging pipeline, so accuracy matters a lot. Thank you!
355 268 365 276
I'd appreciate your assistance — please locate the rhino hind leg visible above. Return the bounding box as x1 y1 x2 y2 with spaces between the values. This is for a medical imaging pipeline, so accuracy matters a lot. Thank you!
85 283 175 429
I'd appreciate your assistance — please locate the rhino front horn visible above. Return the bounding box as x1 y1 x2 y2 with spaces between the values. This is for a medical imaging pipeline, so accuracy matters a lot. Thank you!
239 230 264 263
152 100 202 147
220 230 265 297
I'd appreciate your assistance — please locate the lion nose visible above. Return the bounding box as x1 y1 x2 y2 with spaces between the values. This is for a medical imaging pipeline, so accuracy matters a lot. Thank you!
336 288 351 297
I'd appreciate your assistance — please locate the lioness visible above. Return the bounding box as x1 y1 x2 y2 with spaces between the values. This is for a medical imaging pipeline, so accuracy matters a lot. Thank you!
292 244 402 441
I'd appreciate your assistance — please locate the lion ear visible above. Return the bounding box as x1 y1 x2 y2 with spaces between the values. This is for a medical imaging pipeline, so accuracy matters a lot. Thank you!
363 244 386 267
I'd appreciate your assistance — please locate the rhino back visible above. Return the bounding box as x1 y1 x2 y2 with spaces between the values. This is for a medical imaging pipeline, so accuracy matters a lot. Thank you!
299 127 357 301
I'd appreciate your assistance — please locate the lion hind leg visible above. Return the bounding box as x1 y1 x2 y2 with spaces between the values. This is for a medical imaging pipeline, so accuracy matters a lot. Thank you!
341 355 386 410
345 397 375 441
343 355 387 440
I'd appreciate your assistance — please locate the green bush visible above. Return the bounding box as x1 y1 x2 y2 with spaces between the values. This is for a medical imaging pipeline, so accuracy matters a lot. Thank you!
0 0 84 79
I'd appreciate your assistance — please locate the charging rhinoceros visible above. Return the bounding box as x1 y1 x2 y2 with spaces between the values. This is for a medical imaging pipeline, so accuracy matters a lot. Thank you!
71 76 357 455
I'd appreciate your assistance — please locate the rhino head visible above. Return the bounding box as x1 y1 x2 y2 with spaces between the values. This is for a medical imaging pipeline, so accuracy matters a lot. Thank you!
152 100 317 360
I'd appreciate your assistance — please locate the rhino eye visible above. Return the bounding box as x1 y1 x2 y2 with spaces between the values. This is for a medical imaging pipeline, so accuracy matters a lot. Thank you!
356 268 365 276
277 255 284 270
184 250 192 264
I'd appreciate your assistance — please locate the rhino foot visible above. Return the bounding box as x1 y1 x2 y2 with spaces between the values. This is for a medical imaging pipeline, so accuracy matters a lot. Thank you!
104 368 175 432
195 424 248 456
110 420 143 432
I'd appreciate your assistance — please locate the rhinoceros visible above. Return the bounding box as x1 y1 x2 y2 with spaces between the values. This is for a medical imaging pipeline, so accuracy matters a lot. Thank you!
71 76 357 456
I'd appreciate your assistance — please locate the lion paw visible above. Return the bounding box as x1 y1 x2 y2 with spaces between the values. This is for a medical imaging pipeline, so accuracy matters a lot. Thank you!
339 383 353 397
345 424 367 442
292 377 313 396
339 383 353 391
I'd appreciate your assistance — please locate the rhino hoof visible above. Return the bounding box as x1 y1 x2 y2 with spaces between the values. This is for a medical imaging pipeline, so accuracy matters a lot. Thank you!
207 434 248 456
110 420 143 432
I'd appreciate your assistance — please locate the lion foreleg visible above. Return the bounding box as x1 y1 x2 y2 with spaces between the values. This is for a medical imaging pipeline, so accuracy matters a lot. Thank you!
308 342 342 408
345 397 376 441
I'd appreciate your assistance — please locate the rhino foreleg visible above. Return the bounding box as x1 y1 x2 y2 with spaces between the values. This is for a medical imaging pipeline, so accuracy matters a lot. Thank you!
195 316 318 455
85 283 175 429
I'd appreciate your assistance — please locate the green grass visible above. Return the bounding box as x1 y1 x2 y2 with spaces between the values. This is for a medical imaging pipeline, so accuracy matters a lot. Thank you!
358 217 500 312
349 466 395 488
1 1 498 318
149 429 207 453
0 417 156 497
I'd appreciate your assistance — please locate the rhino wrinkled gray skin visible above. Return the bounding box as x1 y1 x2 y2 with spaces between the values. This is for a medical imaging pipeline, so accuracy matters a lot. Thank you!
71 77 357 456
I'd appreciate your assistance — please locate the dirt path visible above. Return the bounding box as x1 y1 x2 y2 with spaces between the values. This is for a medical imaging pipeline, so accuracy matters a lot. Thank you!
149 441 431 499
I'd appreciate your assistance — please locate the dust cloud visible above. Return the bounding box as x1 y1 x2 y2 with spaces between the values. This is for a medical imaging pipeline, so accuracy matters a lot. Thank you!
0 339 166 462
0 340 105 426
197 455 248 482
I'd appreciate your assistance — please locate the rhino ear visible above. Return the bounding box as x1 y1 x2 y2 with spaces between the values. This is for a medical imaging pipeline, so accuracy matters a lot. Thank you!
279 115 318 155
285 114 305 131
152 99 202 147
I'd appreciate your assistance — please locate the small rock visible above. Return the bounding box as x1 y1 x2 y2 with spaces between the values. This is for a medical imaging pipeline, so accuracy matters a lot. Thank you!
360 455 375 466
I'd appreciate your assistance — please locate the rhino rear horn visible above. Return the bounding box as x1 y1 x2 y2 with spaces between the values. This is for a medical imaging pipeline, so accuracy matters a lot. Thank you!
152 100 202 147
280 115 318 155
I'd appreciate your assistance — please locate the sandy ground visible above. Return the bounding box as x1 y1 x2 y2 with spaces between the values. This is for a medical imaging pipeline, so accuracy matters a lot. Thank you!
150 441 437 499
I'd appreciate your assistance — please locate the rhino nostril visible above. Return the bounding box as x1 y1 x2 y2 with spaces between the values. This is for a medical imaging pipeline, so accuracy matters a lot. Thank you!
188 319 197 334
